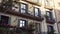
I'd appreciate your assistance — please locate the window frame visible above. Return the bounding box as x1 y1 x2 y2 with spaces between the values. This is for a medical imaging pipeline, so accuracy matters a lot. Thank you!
19 3 28 14
47 25 54 34
46 11 53 20
18 19 27 27
34 7 41 17
0 15 10 24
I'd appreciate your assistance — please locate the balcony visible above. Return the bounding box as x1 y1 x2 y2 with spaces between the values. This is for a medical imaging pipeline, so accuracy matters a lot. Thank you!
22 0 41 6
0 24 16 28
0 6 44 21
45 15 56 24
0 15 16 28
46 18 55 24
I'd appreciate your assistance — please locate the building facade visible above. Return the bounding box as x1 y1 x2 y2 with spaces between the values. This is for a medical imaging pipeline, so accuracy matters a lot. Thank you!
0 0 59 34
53 0 60 34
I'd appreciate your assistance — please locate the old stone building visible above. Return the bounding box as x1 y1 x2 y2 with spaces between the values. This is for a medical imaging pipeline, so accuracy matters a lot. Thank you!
0 0 59 34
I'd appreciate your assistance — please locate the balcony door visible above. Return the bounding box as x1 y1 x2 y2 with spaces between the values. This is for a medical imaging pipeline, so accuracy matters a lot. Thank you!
0 15 10 34
46 11 53 20
47 25 54 34
18 19 28 34
35 23 41 34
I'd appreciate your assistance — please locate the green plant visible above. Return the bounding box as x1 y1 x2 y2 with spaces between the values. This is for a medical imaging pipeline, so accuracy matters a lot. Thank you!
22 32 28 34
28 22 36 32
0 27 8 32
49 29 55 34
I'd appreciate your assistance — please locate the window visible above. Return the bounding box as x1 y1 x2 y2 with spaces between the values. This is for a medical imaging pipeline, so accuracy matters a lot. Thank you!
18 19 26 27
34 7 41 17
47 25 54 34
46 11 53 19
35 23 41 34
20 3 28 13
0 15 9 24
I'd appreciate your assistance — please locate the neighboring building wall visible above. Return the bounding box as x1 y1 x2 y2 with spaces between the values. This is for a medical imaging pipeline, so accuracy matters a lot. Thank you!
54 9 60 34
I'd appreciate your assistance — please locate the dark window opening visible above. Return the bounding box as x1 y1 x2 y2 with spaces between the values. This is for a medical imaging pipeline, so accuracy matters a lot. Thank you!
0 15 9 24
47 25 54 34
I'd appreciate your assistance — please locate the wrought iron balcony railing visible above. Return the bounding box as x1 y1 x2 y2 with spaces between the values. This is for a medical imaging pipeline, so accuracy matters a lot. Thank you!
0 0 44 21
0 24 16 28
0 6 44 21
45 15 56 24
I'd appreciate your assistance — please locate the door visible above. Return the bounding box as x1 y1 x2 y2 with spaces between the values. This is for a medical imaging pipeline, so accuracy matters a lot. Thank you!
47 25 54 34
35 23 41 34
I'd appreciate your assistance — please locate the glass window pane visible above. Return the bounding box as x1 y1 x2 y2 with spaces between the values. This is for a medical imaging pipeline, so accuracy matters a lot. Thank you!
22 21 25 26
19 20 23 27
48 27 51 32
47 12 50 16
23 21 25 24
23 24 25 26
19 20 26 27
20 24 23 27
46 12 53 19
35 8 39 16
21 4 27 13
21 9 26 13
20 20 23 24
48 26 54 32
21 4 26 9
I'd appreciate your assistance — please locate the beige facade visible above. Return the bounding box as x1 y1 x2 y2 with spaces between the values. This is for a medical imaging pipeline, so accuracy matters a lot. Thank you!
0 0 60 34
